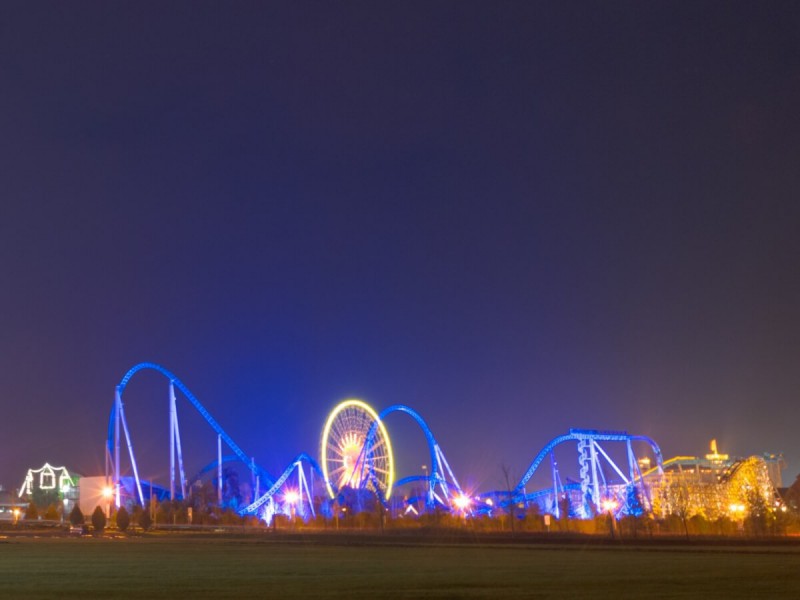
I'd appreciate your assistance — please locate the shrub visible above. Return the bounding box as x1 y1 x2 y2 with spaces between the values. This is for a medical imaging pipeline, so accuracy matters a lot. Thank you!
116 506 130 532
44 504 60 520
69 504 85 526
25 502 38 520
138 508 153 531
91 506 107 534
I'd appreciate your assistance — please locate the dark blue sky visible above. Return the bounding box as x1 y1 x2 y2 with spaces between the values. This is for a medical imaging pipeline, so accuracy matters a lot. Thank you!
1 2 799 491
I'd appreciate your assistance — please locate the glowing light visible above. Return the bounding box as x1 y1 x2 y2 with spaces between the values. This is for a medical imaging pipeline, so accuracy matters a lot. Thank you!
320 399 394 500
729 503 746 515
453 494 471 511
601 498 618 513
705 438 729 462
485 498 493 506
18 463 74 498
284 490 300 505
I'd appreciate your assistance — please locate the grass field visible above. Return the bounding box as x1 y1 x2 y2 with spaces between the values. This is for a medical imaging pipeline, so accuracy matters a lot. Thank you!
1 532 799 599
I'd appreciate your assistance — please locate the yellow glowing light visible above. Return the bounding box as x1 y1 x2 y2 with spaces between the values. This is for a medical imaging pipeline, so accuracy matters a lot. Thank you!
453 494 471 511
102 486 114 500
485 498 493 506
284 490 300 505
601 498 618 513
320 399 394 500
705 438 729 461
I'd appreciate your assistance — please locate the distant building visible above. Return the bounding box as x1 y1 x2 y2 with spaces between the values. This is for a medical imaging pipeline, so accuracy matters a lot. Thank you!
18 463 79 514
78 476 112 517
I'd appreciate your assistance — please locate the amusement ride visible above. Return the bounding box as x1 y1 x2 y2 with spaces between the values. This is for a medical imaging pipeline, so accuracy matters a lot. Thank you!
104 362 783 524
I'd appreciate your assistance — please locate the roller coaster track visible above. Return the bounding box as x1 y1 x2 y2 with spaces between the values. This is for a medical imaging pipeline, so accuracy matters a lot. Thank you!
516 429 664 492
355 404 464 509
239 453 324 515
188 455 274 489
107 362 273 506
513 429 664 518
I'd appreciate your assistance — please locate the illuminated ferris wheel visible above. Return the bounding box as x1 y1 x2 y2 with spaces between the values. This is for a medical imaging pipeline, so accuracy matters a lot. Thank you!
320 399 394 500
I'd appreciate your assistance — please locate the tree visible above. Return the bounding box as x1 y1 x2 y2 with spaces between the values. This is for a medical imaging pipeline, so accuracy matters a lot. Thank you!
501 464 517 534
31 486 60 510
665 480 691 538
25 502 38 520
69 504 85 526
44 504 59 520
116 506 130 532
222 467 242 509
784 473 800 512
743 486 772 536
91 506 107 534
138 508 153 531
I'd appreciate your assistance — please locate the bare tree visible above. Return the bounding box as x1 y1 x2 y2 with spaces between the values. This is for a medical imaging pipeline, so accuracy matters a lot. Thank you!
501 464 517 534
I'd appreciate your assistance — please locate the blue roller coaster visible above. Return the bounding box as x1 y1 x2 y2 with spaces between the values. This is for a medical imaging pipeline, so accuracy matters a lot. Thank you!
106 362 273 509
106 363 665 523
501 429 664 519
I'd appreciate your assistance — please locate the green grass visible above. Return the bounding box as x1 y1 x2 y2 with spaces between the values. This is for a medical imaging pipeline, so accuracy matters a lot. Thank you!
1 534 799 599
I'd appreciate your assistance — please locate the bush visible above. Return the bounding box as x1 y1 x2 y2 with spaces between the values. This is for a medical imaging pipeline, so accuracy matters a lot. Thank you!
69 504 85 526
116 506 130 532
91 506 107 534
44 504 60 520
25 502 38 520
138 508 153 531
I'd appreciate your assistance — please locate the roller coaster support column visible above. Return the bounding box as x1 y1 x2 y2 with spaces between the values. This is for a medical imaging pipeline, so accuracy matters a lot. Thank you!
626 440 637 484
251 457 256 504
114 388 121 508
170 383 176 500
217 434 223 506
590 440 600 508
550 452 559 519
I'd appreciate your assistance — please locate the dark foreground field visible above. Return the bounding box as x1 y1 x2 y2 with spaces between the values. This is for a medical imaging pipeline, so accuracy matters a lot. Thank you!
1 532 799 599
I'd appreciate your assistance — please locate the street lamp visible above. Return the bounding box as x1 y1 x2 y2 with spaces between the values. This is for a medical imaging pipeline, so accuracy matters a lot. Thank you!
452 493 472 525
284 490 299 521
601 498 618 538
453 494 471 513
102 486 114 518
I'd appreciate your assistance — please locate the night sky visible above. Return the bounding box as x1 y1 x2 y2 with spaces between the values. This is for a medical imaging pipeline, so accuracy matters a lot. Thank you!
2 2 799 493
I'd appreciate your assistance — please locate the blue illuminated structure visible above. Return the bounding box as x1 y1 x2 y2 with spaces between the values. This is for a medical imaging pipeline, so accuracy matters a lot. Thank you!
513 429 664 518
239 453 324 521
357 404 466 511
106 362 273 508
105 363 669 523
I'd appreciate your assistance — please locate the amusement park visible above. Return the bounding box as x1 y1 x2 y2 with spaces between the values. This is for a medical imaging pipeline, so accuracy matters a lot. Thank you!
11 362 795 538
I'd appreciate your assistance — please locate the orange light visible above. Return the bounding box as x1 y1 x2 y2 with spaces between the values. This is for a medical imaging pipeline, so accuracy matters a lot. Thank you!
102 486 114 499
601 498 618 513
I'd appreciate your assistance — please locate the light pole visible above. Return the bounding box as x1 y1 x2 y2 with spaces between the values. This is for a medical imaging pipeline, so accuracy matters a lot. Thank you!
453 494 472 525
601 498 618 538
102 486 114 518
284 490 299 527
